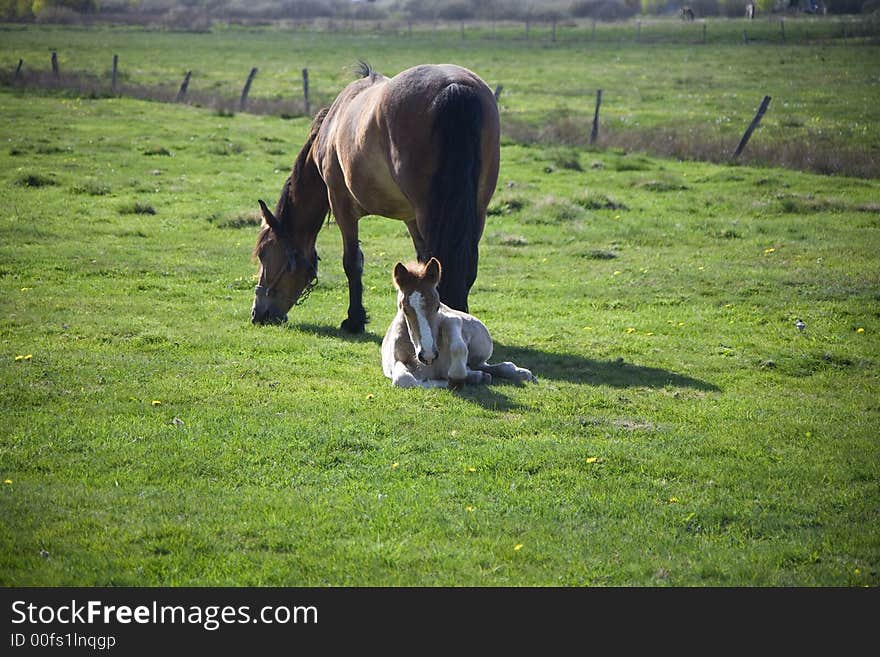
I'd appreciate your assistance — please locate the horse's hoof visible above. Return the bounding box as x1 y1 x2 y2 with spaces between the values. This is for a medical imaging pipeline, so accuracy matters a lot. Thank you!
449 378 466 390
340 318 365 334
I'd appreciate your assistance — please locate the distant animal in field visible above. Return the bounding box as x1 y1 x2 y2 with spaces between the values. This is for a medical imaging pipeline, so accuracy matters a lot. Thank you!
746 1 756 18
681 5 695 20
382 258 537 389
251 62 501 331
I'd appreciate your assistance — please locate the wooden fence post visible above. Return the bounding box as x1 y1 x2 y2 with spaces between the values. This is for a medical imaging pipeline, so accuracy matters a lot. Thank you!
175 70 192 102
732 95 771 160
590 89 603 145
112 54 118 93
51 51 59 78
239 67 257 111
14 58 23 81
302 68 310 116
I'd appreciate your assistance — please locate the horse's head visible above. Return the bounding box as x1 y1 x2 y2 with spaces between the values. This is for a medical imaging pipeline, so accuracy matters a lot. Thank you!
392 257 442 365
251 199 318 325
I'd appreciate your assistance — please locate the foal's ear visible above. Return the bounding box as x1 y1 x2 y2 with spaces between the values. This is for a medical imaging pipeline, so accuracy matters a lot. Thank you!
258 199 281 233
392 262 410 289
425 257 442 286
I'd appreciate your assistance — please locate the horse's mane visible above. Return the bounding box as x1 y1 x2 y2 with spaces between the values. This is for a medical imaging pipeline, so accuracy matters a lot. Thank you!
355 60 375 80
253 107 330 258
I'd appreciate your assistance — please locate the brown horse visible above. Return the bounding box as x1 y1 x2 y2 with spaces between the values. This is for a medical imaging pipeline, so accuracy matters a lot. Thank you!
251 62 501 332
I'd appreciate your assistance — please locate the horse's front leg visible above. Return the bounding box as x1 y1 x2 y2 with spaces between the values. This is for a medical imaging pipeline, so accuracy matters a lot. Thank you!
443 317 473 387
391 361 447 388
336 215 367 333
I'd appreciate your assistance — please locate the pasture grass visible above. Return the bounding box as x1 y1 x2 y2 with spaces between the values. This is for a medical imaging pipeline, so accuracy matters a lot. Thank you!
1 19 879 176
0 26 878 586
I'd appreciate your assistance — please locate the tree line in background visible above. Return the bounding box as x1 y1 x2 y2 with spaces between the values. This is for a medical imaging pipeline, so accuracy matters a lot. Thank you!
1 0 877 24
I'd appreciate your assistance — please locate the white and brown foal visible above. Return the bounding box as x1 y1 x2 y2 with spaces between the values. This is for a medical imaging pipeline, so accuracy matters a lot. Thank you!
382 258 537 388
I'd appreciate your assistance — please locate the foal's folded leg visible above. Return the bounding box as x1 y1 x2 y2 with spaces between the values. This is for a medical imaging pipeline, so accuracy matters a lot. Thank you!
391 361 421 388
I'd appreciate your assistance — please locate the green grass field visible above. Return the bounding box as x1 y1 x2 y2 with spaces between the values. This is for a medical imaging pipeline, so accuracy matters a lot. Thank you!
0 21 878 586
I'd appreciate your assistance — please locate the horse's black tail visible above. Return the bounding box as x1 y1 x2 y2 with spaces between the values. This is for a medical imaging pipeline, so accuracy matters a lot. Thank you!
425 83 484 313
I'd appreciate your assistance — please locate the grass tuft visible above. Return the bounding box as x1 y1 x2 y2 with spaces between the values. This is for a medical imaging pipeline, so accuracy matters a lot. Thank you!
15 172 57 187
71 180 111 196
143 146 172 157
525 195 585 224
118 200 156 215
574 191 628 211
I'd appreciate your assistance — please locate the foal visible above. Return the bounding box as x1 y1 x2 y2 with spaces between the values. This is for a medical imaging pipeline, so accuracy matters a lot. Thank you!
382 258 537 388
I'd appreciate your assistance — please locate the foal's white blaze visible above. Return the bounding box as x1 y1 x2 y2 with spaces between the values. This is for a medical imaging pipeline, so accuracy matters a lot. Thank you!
407 290 436 363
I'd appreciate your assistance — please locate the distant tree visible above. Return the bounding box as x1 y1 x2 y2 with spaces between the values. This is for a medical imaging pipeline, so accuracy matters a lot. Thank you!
437 0 475 19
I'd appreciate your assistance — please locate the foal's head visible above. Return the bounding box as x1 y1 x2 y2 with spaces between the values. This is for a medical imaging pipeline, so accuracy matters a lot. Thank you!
393 258 442 365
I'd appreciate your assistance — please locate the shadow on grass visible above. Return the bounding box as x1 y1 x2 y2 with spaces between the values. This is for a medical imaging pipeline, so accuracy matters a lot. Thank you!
291 322 383 346
493 342 720 391
289 325 719 410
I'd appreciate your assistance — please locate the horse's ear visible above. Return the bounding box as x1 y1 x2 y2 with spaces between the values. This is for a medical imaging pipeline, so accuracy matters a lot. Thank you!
392 262 409 289
425 257 442 286
258 199 281 233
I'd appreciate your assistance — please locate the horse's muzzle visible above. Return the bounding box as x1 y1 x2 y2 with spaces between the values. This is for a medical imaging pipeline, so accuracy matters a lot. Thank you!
251 308 288 325
418 349 439 365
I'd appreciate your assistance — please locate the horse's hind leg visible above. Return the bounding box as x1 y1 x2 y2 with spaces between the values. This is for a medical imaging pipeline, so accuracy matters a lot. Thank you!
476 361 538 384
405 220 430 262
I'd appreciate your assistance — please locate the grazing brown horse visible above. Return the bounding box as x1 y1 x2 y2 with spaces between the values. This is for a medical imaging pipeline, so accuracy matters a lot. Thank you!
251 62 501 332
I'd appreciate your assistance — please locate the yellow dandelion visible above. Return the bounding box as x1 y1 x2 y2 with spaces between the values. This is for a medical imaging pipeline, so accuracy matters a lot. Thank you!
20 287 31 292
764 247 776 255
626 327 636 334
698 266 705 271
724 303 733 308
3 479 11 485
465 506 475 513
677 322 685 327
854 568 861 576
586 457 599 464
14 354 32 361
613 270 621 276
668 496 680 503
366 394 374 400
151 400 162 406
467 467 476 473
856 327 865 334
391 462 399 469
646 332 654 336
514 543 523 551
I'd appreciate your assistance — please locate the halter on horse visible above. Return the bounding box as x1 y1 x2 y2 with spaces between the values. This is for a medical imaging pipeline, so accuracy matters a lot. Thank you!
382 258 537 388
251 63 500 331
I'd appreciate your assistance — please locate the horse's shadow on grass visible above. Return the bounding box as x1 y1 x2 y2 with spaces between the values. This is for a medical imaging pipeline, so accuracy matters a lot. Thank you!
493 342 720 392
292 322 383 345
290 325 719 411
